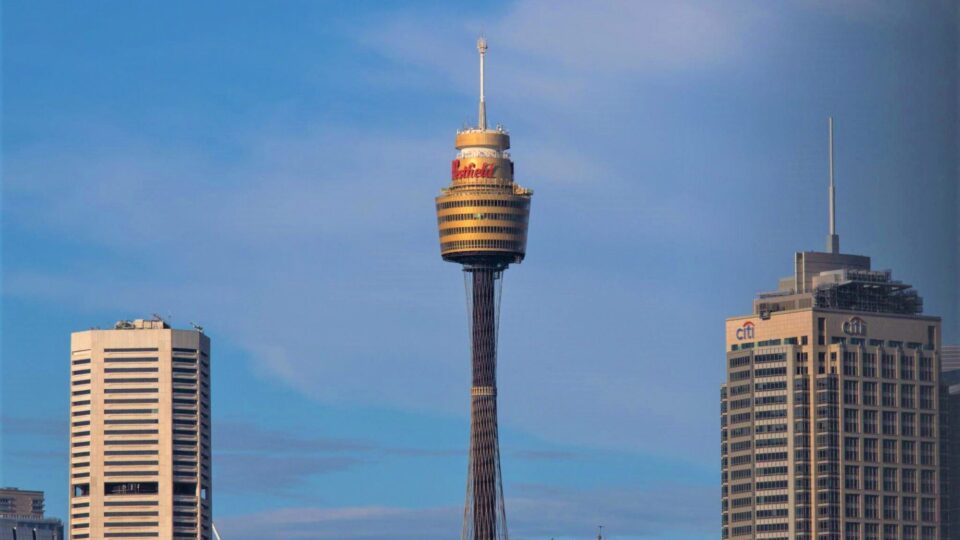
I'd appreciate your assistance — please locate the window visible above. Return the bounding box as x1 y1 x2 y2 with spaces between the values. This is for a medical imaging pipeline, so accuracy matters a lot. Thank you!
902 497 916 522
863 410 877 434
902 468 916 492
843 352 858 377
882 383 896 407
863 353 877 377
920 470 936 494
844 437 859 461
864 495 879 519
845 494 860 518
104 482 158 495
845 465 859 490
883 496 898 520
902 441 916 465
863 467 877 491
845 409 859 433
864 439 878 462
882 411 897 435
882 355 896 378
729 356 750 368
920 442 935 466
902 412 916 437
918 357 932 381
844 381 858 404
900 356 915 380
920 414 935 438
901 384 915 408
73 484 90 497
920 498 936 522
883 467 897 491
173 482 196 496
919 386 934 409
863 382 877 405
883 439 897 463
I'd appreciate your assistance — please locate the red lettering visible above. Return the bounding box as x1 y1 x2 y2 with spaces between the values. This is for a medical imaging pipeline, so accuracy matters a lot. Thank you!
451 160 499 180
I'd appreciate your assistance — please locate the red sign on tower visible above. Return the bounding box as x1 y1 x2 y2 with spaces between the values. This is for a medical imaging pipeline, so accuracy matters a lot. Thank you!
451 159 497 180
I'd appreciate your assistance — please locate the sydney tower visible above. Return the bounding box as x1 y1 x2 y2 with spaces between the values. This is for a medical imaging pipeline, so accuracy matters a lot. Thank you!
435 38 532 540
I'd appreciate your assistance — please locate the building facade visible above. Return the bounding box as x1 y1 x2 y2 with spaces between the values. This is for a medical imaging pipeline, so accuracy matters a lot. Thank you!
0 488 46 518
940 347 960 540
69 319 211 540
720 250 944 540
0 488 63 540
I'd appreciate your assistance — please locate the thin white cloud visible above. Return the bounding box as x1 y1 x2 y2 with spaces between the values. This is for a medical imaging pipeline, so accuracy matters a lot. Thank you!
215 483 714 540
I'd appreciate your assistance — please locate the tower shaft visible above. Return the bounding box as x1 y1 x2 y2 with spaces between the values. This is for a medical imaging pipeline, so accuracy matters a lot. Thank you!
466 267 504 540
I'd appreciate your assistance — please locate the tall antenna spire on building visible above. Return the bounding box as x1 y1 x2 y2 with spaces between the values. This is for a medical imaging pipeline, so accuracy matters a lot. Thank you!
477 36 487 130
827 116 840 253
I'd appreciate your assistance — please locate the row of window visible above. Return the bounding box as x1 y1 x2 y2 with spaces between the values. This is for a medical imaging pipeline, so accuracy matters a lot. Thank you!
842 381 936 409
843 437 938 465
841 352 935 381
439 226 526 237
843 465 938 493
440 239 524 251
843 494 938 521
437 212 527 224
839 523 937 540
436 199 529 210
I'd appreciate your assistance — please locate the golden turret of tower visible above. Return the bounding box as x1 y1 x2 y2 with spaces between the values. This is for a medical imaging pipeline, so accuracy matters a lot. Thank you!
435 38 533 268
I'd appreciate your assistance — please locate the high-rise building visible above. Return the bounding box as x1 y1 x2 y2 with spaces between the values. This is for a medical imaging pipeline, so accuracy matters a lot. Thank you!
0 487 63 540
435 38 532 540
941 345 960 373
940 345 960 539
69 318 212 540
0 488 46 518
720 120 946 540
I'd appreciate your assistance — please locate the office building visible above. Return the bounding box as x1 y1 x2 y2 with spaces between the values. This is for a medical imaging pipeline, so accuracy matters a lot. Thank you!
435 39 533 540
940 346 960 539
0 488 63 540
69 318 211 540
0 488 45 518
720 120 945 540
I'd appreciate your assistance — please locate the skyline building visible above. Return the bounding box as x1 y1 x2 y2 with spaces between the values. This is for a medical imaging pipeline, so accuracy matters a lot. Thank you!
69 318 212 540
0 487 63 540
435 38 533 540
940 348 960 539
720 119 947 540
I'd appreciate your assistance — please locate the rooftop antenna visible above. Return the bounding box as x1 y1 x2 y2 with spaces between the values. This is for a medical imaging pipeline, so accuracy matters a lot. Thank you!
598 524 604 540
477 36 487 130
827 116 840 254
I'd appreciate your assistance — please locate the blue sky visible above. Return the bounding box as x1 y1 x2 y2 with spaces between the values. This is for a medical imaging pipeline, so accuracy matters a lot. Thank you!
1 1 957 539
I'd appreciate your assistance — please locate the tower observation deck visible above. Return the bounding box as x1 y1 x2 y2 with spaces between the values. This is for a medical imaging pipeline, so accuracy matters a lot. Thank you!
435 38 532 540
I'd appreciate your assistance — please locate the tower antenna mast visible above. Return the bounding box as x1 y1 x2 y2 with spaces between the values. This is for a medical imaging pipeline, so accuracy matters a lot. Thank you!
478 37 487 130
827 116 839 253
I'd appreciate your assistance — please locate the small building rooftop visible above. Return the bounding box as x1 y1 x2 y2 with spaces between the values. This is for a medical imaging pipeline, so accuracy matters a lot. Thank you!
114 318 171 330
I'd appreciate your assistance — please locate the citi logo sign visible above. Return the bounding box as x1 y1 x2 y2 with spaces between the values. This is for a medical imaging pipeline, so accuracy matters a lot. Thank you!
736 321 755 340
842 316 867 336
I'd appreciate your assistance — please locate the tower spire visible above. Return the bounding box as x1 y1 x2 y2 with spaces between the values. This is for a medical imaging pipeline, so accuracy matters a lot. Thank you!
827 116 839 253
477 37 487 130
